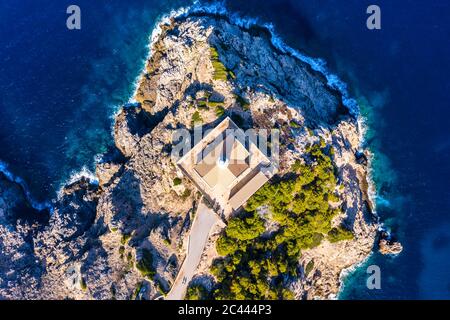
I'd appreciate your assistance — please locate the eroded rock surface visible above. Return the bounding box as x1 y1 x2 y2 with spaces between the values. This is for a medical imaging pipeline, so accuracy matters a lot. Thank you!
379 238 403 256
0 13 381 299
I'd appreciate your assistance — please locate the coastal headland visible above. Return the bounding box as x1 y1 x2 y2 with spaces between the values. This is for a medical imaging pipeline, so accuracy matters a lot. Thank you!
0 9 388 300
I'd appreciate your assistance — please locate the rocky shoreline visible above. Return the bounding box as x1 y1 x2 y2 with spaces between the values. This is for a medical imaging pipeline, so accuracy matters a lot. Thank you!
0 11 395 299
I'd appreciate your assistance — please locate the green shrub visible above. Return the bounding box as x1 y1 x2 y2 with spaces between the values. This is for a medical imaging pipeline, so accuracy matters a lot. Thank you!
173 177 182 186
185 284 210 300
224 212 265 241
216 236 240 256
207 101 223 108
191 111 202 127
197 99 209 110
156 279 169 295
110 285 116 299
136 248 156 278
210 47 233 81
327 226 354 243
80 278 87 291
305 260 315 276
181 188 192 200
215 106 225 117
211 143 342 300
289 120 301 128
120 233 132 245
132 281 143 300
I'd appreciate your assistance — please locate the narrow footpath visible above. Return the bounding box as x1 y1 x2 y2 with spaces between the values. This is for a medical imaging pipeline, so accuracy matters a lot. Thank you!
166 201 219 300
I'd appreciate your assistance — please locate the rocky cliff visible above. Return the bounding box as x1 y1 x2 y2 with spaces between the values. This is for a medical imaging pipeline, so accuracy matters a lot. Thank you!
0 12 379 300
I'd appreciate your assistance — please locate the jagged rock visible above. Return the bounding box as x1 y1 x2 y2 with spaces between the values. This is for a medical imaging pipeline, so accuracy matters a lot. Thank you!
114 108 142 158
0 12 379 300
379 239 403 255
96 162 123 188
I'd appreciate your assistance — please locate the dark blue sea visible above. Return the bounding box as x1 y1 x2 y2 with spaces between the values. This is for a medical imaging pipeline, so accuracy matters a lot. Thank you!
1 0 449 299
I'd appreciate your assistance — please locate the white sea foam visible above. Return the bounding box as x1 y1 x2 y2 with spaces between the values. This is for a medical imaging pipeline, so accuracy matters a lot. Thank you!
0 160 53 213
2 1 372 224
125 0 376 222
162 1 360 117
127 4 195 105
57 166 98 200
166 2 378 298
337 251 374 298
126 0 361 119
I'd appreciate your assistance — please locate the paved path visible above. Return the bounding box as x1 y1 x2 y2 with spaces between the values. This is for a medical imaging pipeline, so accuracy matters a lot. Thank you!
166 202 219 300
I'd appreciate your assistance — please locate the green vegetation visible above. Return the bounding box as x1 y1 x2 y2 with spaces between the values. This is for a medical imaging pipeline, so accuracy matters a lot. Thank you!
215 106 225 118
185 283 211 300
173 177 182 186
193 88 226 119
120 233 132 245
80 278 87 291
155 279 169 295
327 226 354 243
127 252 134 269
289 120 301 128
291 159 303 172
181 188 192 200
195 95 225 117
110 227 118 232
132 281 143 300
136 248 156 279
210 47 234 81
119 246 125 256
234 94 250 111
207 100 223 108
211 143 352 300
305 260 315 276
197 99 209 110
191 111 203 127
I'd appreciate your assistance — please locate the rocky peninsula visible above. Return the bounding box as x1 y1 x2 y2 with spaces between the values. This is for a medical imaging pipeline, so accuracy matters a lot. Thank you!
0 11 385 300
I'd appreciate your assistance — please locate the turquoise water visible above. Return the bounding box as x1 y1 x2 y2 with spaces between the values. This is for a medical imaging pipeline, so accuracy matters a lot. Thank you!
1 0 449 299
0 0 193 203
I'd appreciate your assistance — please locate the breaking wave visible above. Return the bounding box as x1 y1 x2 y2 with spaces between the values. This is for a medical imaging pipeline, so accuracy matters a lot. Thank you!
0 160 53 213
144 1 360 117
128 0 360 118
56 166 99 200
1 0 369 220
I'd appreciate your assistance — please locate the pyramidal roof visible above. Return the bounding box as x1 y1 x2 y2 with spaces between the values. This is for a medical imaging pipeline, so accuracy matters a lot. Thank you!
194 130 250 190
177 116 276 214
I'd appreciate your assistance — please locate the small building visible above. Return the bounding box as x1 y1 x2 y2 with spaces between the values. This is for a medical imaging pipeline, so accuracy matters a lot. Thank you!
177 117 277 217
